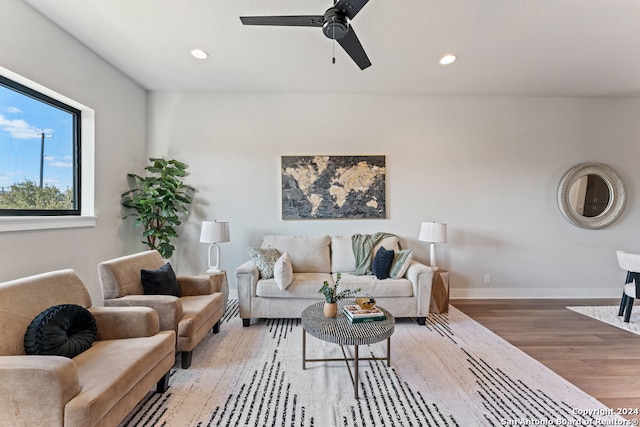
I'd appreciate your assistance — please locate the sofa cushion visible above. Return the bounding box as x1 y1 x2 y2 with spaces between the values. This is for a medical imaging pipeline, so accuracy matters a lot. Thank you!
337 273 414 297
248 247 281 279
66 331 174 427
140 263 181 297
177 293 225 338
373 236 400 256
24 304 97 358
262 235 331 273
273 252 294 290
256 273 333 298
390 250 413 279
330 236 356 273
371 247 394 279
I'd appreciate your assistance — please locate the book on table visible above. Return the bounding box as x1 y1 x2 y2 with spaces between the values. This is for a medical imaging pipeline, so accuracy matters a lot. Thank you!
343 304 386 323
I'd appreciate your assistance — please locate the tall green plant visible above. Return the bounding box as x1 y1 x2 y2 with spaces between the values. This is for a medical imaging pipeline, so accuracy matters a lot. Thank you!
121 158 194 259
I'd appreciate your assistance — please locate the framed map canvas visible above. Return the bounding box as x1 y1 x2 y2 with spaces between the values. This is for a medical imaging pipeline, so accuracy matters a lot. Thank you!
281 155 386 219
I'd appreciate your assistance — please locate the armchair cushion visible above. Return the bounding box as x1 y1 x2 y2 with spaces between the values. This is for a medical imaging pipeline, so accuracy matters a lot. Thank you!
24 304 97 358
141 263 181 297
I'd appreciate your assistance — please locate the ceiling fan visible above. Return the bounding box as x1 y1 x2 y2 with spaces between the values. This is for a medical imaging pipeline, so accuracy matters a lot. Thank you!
240 0 372 70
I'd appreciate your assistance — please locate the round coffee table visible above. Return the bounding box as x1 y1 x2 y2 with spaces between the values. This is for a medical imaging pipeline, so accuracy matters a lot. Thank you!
301 300 395 399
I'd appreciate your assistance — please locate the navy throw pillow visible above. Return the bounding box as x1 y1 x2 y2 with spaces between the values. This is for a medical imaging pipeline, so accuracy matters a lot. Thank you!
24 304 97 358
372 246 395 280
141 262 181 297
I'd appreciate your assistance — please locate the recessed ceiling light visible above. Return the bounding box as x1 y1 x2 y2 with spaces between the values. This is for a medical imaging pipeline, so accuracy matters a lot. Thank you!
191 49 209 60
439 54 457 65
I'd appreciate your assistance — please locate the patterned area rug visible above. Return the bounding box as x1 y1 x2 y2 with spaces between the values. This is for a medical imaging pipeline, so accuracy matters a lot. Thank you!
121 301 626 426
567 305 640 335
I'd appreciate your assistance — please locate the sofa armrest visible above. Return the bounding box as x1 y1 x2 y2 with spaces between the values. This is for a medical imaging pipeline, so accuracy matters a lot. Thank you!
236 260 259 319
103 295 182 332
0 355 79 425
405 261 434 317
88 306 160 340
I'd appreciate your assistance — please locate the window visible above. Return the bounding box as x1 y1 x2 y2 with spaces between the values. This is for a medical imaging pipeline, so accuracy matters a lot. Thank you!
0 66 95 232
0 75 80 215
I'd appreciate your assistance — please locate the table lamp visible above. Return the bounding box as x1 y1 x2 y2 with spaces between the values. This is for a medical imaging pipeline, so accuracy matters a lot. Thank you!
418 222 447 270
199 220 230 273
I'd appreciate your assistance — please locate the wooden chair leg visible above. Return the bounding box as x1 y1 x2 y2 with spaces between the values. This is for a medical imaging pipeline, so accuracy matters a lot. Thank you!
181 351 193 369
624 297 634 323
155 370 170 393
619 291 628 316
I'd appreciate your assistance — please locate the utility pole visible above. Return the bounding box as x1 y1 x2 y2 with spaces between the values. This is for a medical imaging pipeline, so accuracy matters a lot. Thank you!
39 130 53 188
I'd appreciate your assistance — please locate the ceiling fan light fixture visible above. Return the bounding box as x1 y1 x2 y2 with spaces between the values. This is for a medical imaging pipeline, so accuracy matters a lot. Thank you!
439 54 457 65
190 49 209 60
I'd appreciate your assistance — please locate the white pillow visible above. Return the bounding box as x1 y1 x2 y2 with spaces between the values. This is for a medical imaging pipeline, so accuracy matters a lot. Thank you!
273 252 294 290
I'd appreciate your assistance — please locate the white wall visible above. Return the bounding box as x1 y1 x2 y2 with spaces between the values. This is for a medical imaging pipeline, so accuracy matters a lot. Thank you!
0 0 148 304
148 92 640 298
4 0 640 301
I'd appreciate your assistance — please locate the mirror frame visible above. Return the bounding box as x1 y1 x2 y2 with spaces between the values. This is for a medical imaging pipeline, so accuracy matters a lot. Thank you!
557 162 625 229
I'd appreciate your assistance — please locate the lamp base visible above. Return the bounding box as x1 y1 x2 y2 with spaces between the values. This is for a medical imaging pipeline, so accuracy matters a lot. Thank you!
430 242 439 271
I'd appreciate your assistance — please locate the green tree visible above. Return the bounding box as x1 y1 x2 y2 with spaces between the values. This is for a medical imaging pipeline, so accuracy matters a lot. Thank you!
121 158 194 259
0 180 73 210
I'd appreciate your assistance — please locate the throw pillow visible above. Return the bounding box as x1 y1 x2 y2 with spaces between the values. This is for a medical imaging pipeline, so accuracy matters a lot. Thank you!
248 247 280 279
273 251 294 290
371 247 395 279
389 250 413 279
24 304 97 358
141 262 181 296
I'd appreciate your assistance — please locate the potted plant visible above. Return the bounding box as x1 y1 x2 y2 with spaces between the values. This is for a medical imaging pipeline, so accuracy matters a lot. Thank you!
318 273 361 318
121 158 194 260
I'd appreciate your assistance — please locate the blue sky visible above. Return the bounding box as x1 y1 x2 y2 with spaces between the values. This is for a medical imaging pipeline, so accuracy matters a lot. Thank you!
0 84 74 192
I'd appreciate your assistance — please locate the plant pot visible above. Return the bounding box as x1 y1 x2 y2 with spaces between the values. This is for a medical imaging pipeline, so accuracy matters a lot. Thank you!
323 302 338 318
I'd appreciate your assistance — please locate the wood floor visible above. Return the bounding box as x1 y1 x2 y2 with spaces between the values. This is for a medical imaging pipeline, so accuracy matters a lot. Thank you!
452 298 640 418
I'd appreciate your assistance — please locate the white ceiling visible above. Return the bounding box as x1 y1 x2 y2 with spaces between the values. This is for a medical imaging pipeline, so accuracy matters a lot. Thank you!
25 0 640 96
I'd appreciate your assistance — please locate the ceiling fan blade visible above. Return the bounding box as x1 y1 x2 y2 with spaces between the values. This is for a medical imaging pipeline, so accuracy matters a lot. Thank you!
334 0 370 20
240 15 323 27
337 26 371 70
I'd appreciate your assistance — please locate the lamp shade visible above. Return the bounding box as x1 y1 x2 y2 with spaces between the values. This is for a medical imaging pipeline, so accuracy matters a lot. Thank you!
418 222 447 243
199 220 230 244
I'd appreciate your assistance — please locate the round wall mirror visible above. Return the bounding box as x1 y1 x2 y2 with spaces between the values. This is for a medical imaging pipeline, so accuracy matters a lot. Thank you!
557 163 625 229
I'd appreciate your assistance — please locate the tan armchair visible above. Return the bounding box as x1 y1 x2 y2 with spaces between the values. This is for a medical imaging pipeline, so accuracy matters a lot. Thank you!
0 269 175 427
98 250 228 368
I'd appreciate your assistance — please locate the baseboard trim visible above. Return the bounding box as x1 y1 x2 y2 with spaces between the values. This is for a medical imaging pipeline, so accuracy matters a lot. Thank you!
450 288 621 299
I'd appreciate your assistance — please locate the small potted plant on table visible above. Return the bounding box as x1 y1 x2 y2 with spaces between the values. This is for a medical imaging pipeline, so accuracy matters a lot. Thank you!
318 273 361 318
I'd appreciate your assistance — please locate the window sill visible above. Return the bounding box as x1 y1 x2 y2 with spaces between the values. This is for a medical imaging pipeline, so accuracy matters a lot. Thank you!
0 216 97 232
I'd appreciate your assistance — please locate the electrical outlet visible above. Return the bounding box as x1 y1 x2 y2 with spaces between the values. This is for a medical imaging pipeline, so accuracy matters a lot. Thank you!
484 274 491 284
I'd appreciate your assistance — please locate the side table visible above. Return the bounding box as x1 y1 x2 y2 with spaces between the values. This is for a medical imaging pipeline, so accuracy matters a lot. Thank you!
429 269 449 314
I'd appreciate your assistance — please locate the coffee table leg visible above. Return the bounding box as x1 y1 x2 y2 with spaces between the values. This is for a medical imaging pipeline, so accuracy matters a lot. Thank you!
387 337 391 367
302 329 306 370
354 345 359 399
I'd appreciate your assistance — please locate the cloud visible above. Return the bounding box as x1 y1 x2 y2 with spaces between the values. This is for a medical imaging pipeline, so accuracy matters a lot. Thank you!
4 106 22 114
48 161 73 168
46 156 73 168
0 114 53 140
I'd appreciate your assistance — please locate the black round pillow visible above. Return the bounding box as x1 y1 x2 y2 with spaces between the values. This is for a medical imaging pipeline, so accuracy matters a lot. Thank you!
24 304 97 358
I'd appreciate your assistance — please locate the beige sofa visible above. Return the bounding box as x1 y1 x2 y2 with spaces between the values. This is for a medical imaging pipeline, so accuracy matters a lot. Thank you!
98 250 228 368
0 269 175 427
236 234 434 326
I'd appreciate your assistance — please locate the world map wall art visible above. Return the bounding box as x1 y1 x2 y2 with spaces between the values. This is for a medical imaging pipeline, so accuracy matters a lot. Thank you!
281 155 386 219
